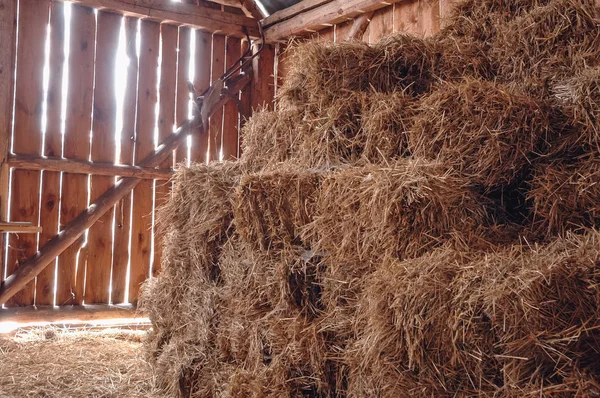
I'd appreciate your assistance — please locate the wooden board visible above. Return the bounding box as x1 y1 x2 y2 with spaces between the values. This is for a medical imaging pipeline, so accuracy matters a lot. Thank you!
221 37 241 160
250 43 275 112
394 0 440 37
0 0 18 283
152 23 178 277
6 0 50 306
174 27 191 165
111 17 139 305
190 30 212 164
208 34 225 162
36 1 65 306
128 19 160 304
238 39 251 157
57 4 96 306
368 5 394 43
85 11 121 304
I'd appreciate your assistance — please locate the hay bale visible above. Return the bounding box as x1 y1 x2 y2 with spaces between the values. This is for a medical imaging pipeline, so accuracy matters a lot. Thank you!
306 159 489 269
348 249 500 397
240 109 305 172
529 156 600 235
494 0 600 82
551 67 600 154
409 79 550 189
233 165 323 251
456 230 600 389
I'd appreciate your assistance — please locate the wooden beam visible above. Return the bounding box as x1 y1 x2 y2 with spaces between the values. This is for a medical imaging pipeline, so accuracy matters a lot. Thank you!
262 0 331 27
0 222 42 234
9 154 173 180
63 0 259 38
346 11 374 40
0 304 143 323
264 0 403 42
0 72 251 306
239 0 265 20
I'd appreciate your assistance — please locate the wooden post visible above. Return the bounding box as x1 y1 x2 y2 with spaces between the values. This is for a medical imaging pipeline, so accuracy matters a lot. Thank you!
346 11 375 41
190 30 212 163
222 36 242 160
208 34 226 162
0 0 18 291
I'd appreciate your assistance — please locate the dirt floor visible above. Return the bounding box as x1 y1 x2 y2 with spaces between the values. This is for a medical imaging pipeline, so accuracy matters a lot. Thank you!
0 327 165 398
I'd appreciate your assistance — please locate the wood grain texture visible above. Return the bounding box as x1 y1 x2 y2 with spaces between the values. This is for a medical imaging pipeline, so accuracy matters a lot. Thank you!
57 4 95 306
152 23 178 277
0 304 141 323
128 19 160 304
111 17 139 305
7 0 50 306
238 39 251 157
221 37 241 160
0 0 18 292
368 5 393 43
190 30 212 163
86 11 121 304
394 0 440 37
250 43 275 112
174 27 191 165
37 1 65 306
208 34 225 162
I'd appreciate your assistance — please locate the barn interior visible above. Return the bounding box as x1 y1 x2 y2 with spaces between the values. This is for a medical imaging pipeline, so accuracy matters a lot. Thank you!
1 0 600 396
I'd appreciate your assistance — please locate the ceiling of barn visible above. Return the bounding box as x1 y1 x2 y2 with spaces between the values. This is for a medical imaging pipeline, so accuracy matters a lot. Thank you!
259 0 302 15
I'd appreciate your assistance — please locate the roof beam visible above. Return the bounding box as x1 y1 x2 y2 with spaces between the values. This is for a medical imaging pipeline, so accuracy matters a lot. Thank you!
264 0 400 42
63 0 259 38
262 0 331 27
239 0 265 19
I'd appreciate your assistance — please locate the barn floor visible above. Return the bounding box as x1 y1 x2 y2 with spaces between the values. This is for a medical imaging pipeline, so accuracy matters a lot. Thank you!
0 327 165 398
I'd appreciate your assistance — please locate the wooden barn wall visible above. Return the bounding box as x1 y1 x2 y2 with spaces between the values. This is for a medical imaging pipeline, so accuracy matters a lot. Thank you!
0 0 272 310
275 0 461 95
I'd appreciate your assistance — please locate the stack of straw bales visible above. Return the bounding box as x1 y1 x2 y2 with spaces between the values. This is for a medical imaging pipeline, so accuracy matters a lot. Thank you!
141 0 600 396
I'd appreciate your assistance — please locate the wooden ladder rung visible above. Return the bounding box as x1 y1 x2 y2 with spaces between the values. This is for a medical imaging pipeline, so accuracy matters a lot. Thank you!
0 222 42 234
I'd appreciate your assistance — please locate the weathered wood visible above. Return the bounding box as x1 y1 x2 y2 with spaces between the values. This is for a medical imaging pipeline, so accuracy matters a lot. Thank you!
368 6 393 43
222 37 241 160
190 30 212 163
174 27 192 165
86 11 121 305
262 0 331 27
0 304 142 323
0 0 18 297
394 0 440 37
238 39 252 157
264 0 406 42
7 0 50 306
111 17 139 305
250 43 275 111
37 1 66 306
63 0 259 38
152 23 179 278
9 154 172 180
238 0 265 19
0 223 42 234
0 62 251 307
57 4 96 306
128 20 161 304
208 34 226 162
346 11 374 40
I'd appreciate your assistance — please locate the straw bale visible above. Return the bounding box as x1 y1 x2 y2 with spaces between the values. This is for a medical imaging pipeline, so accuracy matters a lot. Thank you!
233 165 323 251
494 0 600 82
240 109 306 172
409 79 550 189
529 156 600 235
306 159 489 271
456 230 600 389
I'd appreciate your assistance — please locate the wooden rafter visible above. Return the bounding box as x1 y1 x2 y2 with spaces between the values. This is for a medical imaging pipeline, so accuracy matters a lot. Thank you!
63 0 260 38
262 0 331 27
0 72 252 305
238 0 265 20
264 0 404 42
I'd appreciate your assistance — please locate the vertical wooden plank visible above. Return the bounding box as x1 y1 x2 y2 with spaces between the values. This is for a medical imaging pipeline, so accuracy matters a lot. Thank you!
6 0 50 306
394 0 440 37
57 4 95 306
222 36 241 160
128 19 160 304
420 0 441 37
238 39 251 157
174 27 191 165
36 1 65 306
152 23 178 277
190 30 211 163
335 20 353 42
86 11 120 304
317 26 335 42
111 17 138 304
369 6 394 43
275 42 288 100
250 43 275 112
0 0 18 292
208 34 225 162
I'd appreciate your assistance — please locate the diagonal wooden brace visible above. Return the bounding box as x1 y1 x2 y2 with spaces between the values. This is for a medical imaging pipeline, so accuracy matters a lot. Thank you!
0 73 251 305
